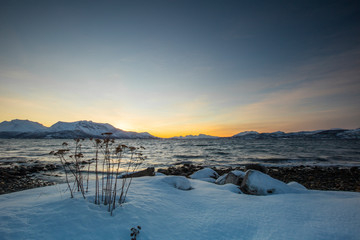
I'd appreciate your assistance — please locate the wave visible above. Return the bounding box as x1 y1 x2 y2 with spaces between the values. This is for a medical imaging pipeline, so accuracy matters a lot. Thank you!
173 155 205 159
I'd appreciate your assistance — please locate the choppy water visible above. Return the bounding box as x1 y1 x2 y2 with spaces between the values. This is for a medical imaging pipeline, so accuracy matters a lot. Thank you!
0 138 359 169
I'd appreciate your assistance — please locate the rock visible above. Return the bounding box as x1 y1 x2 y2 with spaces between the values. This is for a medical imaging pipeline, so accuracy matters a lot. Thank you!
215 174 228 185
190 168 219 182
121 167 155 178
215 170 246 185
244 164 268 174
240 170 304 195
225 172 243 185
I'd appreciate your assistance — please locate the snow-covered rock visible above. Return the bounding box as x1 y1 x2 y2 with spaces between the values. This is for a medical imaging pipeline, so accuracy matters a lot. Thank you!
162 176 192 190
231 170 246 178
0 119 48 132
190 168 219 182
240 170 306 195
215 170 246 185
215 174 228 185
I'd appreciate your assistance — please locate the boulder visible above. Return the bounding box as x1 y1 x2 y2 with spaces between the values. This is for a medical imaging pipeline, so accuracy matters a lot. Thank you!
215 174 228 185
215 170 246 185
190 168 219 182
240 170 305 195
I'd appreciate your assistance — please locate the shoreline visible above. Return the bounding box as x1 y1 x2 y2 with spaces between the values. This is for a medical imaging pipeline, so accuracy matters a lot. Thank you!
1 164 359 195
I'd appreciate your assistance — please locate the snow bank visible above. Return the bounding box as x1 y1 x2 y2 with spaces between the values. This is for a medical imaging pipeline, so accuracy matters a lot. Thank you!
1 177 360 240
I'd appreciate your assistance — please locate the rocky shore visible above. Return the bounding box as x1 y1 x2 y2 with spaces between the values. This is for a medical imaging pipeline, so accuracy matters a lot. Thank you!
0 164 60 195
1 163 359 194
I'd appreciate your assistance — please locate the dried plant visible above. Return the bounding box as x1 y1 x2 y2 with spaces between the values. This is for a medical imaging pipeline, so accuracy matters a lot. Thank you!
50 135 146 215
130 226 141 240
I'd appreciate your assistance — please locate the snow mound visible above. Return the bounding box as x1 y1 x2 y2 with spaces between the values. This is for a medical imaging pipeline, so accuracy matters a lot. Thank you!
161 176 192 190
190 168 219 182
287 181 307 190
241 170 306 195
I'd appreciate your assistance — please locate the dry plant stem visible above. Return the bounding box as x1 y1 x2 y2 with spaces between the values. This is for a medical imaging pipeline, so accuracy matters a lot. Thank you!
58 154 74 198
86 161 91 193
119 150 134 204
94 141 100 205
104 139 111 205
123 155 143 204
111 147 124 215
73 140 85 198
101 142 106 203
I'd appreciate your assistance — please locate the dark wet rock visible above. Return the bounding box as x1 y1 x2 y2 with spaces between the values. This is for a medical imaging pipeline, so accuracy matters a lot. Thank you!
156 164 204 177
244 164 268 174
267 166 360 192
0 163 60 195
216 171 245 186
121 167 155 178
224 172 243 185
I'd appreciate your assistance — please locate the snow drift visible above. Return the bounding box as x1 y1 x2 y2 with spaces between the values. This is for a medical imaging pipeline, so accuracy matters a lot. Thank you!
1 176 359 240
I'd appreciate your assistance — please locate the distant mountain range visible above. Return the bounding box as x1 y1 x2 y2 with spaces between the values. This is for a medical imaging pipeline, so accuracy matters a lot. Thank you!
0 119 156 139
171 134 220 140
231 129 360 139
0 119 359 139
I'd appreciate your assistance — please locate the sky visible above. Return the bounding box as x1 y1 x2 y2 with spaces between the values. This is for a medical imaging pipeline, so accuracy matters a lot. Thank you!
0 0 359 138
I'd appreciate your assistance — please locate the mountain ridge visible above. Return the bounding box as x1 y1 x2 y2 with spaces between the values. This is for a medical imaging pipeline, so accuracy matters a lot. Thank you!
0 119 359 139
0 119 156 139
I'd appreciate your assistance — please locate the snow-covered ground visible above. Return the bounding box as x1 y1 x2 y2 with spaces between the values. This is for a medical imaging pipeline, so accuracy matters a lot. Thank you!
1 176 359 240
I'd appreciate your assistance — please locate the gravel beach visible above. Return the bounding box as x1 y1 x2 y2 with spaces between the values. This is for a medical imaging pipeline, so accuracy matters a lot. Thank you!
1 164 359 195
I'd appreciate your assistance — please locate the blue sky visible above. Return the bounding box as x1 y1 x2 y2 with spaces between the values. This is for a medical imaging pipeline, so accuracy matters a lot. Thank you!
0 0 359 137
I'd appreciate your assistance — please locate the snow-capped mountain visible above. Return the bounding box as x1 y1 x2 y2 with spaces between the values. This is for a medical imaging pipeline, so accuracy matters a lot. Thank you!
232 131 259 138
48 120 155 139
171 134 219 139
232 129 360 139
0 120 156 139
49 121 118 136
335 128 360 139
0 119 48 132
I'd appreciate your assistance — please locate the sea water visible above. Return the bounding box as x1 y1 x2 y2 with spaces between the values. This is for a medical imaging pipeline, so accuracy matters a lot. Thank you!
0 138 359 169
